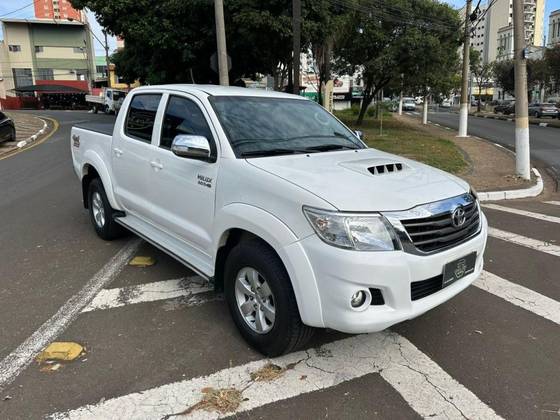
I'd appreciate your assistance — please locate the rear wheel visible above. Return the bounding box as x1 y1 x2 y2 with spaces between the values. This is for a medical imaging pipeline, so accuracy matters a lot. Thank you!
224 239 314 356
9 127 16 142
87 178 125 240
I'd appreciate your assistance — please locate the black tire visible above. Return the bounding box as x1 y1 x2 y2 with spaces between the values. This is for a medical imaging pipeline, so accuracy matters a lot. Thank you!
224 239 314 356
535 112 541 119
9 127 16 142
87 178 125 240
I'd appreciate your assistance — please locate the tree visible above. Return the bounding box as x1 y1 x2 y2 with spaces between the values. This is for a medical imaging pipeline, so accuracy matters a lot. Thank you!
71 0 334 86
545 45 560 94
469 49 493 111
493 60 515 97
334 0 461 125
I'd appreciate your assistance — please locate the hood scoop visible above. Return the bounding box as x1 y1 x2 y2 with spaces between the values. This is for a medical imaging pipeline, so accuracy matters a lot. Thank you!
367 162 405 175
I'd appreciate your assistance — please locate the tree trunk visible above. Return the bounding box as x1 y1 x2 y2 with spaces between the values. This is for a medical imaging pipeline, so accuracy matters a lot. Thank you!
356 82 374 126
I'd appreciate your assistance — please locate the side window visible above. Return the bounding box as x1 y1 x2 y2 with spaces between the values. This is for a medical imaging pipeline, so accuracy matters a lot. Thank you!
124 94 162 143
160 96 214 151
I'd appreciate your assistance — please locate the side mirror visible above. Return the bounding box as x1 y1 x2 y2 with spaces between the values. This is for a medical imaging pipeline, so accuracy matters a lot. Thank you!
171 134 211 160
354 130 364 140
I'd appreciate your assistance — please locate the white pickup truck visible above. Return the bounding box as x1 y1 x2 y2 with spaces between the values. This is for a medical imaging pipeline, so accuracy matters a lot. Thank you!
71 85 487 356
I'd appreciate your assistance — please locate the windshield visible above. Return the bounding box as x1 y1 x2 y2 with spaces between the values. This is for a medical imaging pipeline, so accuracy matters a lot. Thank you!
209 96 364 157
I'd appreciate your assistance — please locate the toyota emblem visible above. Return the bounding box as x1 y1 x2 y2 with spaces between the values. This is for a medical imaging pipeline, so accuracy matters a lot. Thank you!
451 206 466 228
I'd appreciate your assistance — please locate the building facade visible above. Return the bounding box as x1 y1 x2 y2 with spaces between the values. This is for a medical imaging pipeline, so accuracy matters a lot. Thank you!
34 0 84 22
0 18 95 97
549 9 560 46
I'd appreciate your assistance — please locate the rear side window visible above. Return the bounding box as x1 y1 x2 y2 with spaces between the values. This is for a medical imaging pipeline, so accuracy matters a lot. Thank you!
160 96 214 150
124 94 162 142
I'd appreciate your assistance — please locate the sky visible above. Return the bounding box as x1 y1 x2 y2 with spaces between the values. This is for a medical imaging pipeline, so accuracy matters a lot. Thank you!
0 0 117 56
0 0 558 54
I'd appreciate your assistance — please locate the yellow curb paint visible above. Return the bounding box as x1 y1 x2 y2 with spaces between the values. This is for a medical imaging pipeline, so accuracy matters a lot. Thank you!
128 256 156 267
0 116 59 161
36 342 84 362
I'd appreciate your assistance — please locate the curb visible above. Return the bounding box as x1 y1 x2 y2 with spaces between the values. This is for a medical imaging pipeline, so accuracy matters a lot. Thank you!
16 117 48 149
478 168 543 201
467 113 560 129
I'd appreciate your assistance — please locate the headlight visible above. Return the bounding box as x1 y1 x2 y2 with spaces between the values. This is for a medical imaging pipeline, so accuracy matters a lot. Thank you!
303 207 400 251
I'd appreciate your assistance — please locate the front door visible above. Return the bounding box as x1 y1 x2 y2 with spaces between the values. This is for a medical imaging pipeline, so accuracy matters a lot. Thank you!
112 93 162 218
148 94 219 260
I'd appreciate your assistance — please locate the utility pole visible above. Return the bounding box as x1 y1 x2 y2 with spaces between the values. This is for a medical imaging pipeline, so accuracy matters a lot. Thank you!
458 0 472 137
103 30 111 88
512 0 531 179
214 0 229 86
292 0 301 95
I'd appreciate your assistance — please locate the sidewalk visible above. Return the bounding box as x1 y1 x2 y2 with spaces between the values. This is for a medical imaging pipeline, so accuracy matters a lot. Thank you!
396 114 537 193
0 112 50 158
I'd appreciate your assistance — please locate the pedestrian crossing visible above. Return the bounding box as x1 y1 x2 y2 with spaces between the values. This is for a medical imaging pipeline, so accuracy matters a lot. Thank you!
7 200 560 419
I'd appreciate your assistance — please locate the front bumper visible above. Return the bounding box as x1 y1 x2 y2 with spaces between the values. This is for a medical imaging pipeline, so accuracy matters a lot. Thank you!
292 212 488 334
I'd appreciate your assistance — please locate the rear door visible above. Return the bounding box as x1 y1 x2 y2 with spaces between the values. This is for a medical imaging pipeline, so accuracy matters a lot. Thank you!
112 92 163 218
148 93 219 259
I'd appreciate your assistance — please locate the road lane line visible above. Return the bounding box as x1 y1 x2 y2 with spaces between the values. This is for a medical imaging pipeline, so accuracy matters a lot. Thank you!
544 201 560 206
0 239 141 391
48 332 502 420
82 276 212 312
482 204 560 224
475 271 560 325
488 227 560 257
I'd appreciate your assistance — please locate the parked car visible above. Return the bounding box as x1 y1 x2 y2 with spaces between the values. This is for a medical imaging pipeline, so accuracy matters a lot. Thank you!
0 111 16 143
402 97 416 111
440 100 452 108
71 85 488 356
493 100 514 114
528 103 559 119
502 102 515 115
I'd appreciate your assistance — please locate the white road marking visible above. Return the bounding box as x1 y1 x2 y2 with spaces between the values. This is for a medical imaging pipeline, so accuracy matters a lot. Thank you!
0 239 141 391
482 204 560 224
544 201 560 206
475 271 560 325
488 227 560 257
48 332 502 420
82 276 212 312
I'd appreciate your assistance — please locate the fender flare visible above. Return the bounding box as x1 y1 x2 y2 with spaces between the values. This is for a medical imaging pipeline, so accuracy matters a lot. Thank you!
214 203 324 328
82 150 122 210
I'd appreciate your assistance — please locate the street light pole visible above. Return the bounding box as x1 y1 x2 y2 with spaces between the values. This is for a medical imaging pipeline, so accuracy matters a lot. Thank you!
103 30 111 88
214 0 229 86
512 0 531 179
292 0 301 95
458 0 472 137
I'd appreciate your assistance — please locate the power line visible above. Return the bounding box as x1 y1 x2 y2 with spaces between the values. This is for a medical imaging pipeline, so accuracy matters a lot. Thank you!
0 1 37 19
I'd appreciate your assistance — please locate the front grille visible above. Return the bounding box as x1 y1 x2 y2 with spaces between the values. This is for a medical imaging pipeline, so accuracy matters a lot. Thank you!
401 200 480 253
411 275 443 301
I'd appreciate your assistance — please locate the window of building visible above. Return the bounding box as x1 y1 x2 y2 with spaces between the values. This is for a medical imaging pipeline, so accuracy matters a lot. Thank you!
35 46 44 53
37 68 54 80
8 45 21 52
73 47 85 53
125 94 162 143
160 96 214 150
12 68 32 88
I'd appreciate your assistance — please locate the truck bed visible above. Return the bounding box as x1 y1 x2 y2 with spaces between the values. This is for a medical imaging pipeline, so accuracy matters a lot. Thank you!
74 122 115 136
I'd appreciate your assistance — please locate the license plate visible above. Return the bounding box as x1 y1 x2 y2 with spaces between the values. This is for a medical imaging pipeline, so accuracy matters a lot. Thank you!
442 252 476 288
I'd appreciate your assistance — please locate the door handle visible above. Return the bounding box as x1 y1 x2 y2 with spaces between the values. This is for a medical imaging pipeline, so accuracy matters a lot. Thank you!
113 147 123 157
150 161 164 170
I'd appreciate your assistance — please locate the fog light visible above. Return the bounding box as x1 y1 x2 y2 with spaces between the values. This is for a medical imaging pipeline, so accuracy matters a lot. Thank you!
350 290 367 308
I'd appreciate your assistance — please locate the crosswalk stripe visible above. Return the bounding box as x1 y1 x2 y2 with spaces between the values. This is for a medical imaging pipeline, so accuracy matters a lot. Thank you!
82 276 211 312
475 271 560 325
482 204 560 224
48 332 502 420
488 227 560 257
544 201 560 206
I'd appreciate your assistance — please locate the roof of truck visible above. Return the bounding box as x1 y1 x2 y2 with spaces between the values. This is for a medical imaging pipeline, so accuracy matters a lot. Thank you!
132 84 307 100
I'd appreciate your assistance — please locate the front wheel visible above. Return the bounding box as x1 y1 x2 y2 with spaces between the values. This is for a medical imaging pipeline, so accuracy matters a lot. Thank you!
224 239 314 356
87 178 125 240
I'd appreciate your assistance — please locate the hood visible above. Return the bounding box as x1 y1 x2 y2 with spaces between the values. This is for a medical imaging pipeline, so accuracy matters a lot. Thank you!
247 148 468 212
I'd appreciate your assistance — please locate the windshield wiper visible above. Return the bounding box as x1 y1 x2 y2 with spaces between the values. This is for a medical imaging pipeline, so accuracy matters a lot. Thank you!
304 144 356 152
240 148 308 158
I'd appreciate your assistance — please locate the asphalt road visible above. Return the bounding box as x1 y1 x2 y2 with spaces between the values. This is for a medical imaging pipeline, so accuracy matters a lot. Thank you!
425 111 560 177
1 110 560 419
